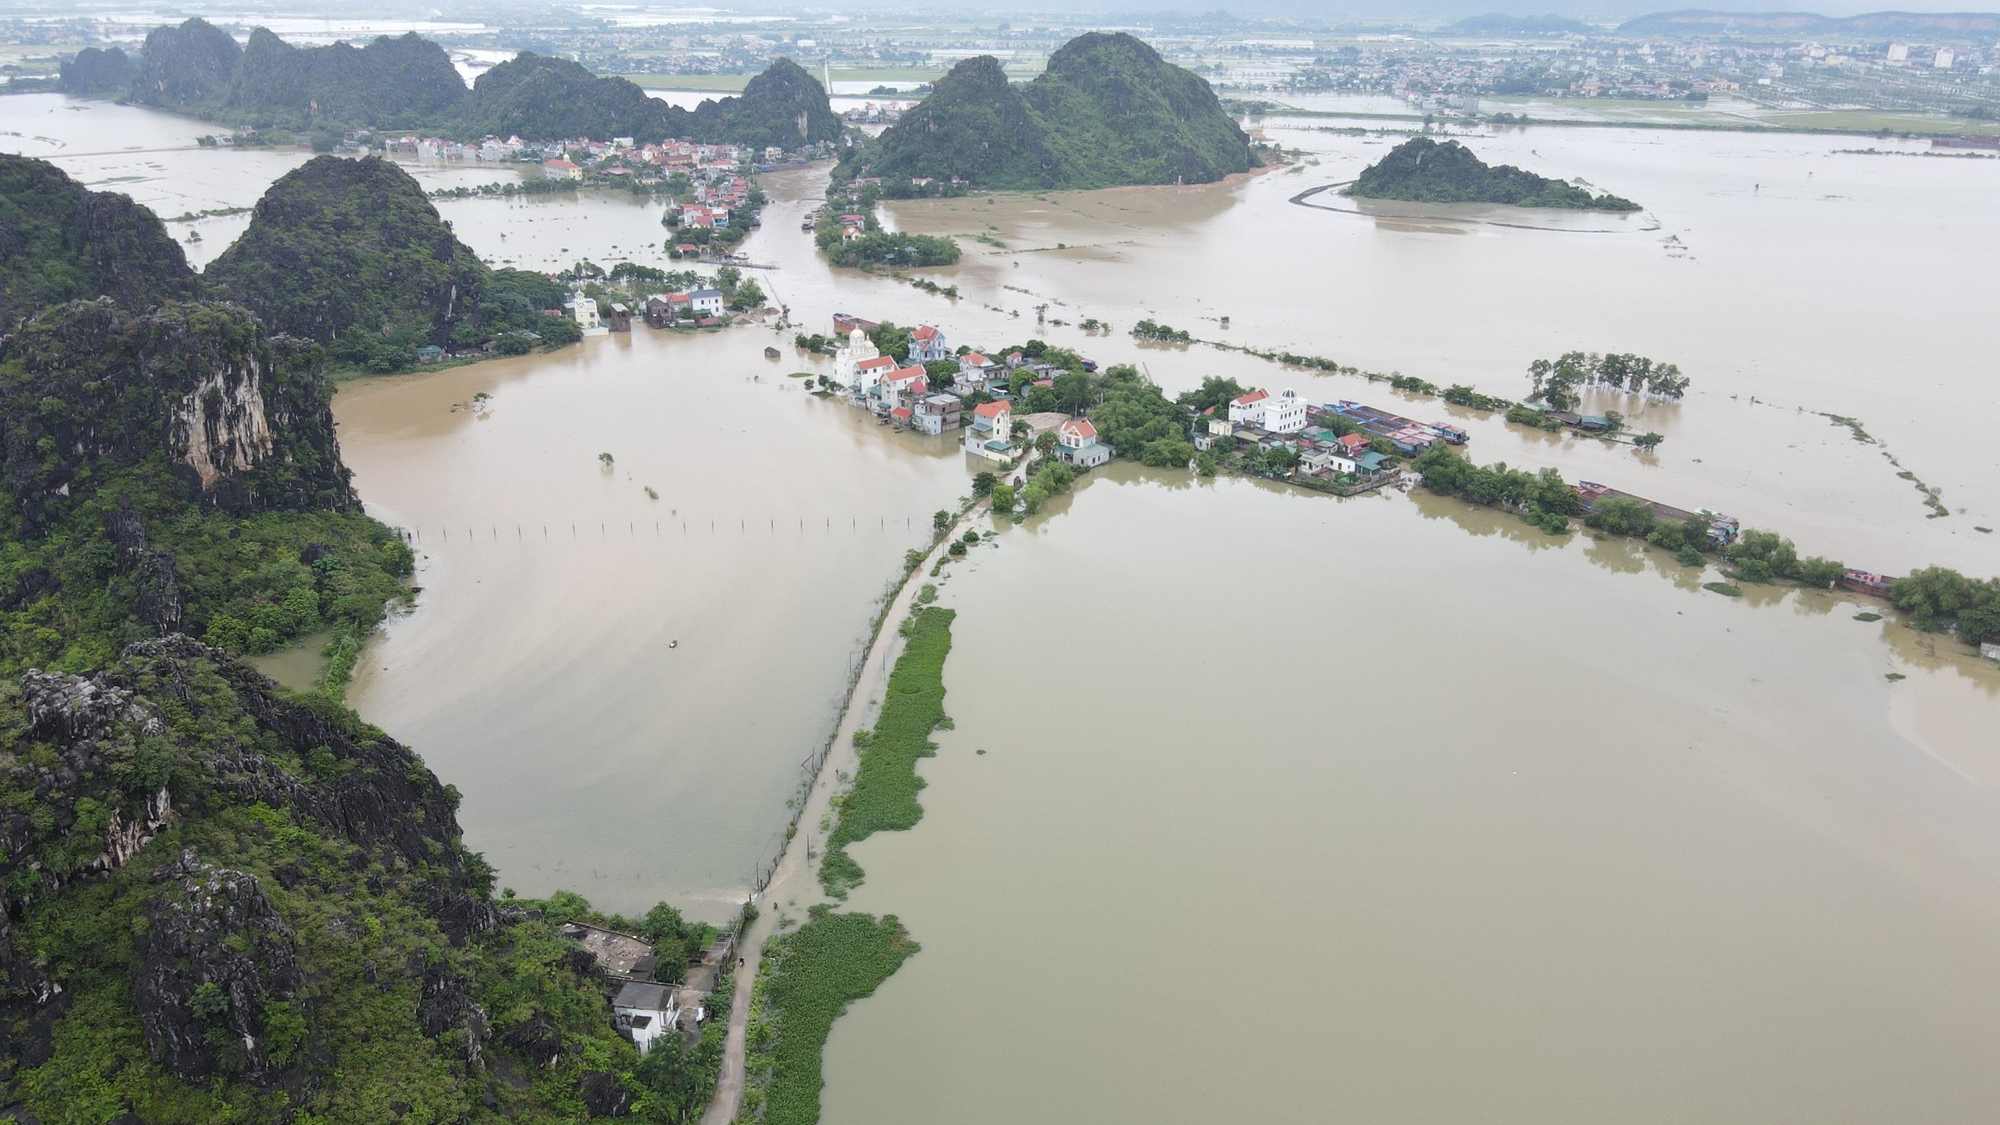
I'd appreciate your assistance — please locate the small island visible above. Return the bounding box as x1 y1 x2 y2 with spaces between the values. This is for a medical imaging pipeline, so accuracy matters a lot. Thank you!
1347 136 1640 212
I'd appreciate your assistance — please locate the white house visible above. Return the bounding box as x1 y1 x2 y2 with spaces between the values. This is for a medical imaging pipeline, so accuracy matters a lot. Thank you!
1227 389 1269 424
876 366 928 412
832 327 881 389
567 294 600 330
688 288 725 319
1261 388 1308 433
612 981 682 1055
543 158 582 181
1300 449 1357 475
907 324 948 364
1055 418 1115 468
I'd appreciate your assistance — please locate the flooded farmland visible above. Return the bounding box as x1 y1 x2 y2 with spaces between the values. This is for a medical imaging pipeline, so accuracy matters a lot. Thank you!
7 88 2000 1113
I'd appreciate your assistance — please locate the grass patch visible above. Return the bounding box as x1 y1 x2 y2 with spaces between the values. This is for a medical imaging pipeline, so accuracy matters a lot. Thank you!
1854 612 1883 622
1885 672 1907 681
1704 582 1744 597
820 607 954 898
740 912 921 1125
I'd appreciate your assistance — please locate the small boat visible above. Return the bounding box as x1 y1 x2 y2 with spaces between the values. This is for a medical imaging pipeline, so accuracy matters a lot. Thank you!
669 640 679 649
764 346 781 360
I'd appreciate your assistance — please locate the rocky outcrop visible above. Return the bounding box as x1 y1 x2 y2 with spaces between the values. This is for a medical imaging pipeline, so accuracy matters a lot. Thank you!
0 154 198 325
129 17 242 109
0 298 354 528
57 46 134 95
132 850 304 1084
1 637 500 1094
578 1071 633 1117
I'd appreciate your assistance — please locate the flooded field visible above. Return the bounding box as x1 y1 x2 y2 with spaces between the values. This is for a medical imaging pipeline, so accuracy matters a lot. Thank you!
7 91 2000 1079
334 331 964 917
824 467 2000 1125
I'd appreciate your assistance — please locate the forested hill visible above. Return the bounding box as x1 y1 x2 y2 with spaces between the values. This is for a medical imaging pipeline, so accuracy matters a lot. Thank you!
0 161 705 1122
1346 137 1641 211
226 28 467 128
847 31 1256 190
87 18 839 147
205 156 569 370
0 154 198 325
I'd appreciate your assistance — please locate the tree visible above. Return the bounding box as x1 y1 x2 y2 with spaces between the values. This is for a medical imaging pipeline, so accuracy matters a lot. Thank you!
1634 431 1665 452
635 1025 723 1124
732 279 765 309
989 483 1016 512
932 509 952 533
971 471 996 497
1588 496 1655 537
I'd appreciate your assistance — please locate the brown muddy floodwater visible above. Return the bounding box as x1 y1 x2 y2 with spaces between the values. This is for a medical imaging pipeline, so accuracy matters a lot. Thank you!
825 465 2000 1125
12 93 2000 1106
335 331 965 916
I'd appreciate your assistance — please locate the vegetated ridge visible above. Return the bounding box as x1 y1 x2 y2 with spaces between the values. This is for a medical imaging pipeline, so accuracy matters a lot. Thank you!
203 155 575 370
1347 136 1640 211
845 32 1257 190
83 17 841 147
0 154 200 325
0 183 716 1121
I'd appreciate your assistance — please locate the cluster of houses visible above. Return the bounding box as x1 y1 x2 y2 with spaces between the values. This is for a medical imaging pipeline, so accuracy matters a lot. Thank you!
1194 388 1398 481
386 132 798 180
825 317 1114 468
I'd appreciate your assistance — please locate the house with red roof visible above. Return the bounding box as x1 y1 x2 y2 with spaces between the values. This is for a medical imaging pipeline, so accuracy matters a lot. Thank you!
1227 389 1270 424
907 324 949 364
1055 417 1115 468
964 400 1014 460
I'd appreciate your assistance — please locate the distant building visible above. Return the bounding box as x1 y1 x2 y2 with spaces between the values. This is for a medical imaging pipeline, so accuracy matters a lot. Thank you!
965 400 1013 459
914 393 963 435
688 288 725 318
833 327 881 390
1055 417 1115 468
1227 389 1269 424
907 324 949 364
567 294 600 330
543 158 582 181
1261 389 1308 434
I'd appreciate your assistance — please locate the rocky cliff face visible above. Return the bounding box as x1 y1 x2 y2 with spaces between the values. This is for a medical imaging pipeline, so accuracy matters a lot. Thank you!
0 299 354 528
0 637 497 1098
226 29 469 128
56 46 134 95
0 154 198 325
129 17 243 109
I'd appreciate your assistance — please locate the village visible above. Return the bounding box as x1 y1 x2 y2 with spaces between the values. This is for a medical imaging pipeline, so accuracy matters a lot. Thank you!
812 313 1446 495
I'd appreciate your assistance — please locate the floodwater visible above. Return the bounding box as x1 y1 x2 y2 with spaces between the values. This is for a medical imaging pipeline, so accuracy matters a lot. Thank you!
334 331 964 916
7 92 2000 1090
825 467 2000 1125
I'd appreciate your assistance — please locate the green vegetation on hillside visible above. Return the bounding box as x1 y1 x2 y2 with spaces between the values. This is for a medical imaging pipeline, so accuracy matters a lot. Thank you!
55 46 132 95
739 911 919 1125
1 230 729 1121
844 32 1257 190
820 607 954 897
1349 137 1641 211
225 28 466 130
102 19 839 148
0 155 198 324
205 156 563 370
